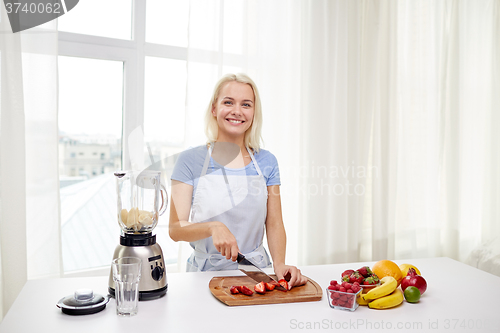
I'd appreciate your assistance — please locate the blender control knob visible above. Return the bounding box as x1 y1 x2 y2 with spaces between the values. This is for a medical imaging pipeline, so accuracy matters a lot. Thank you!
151 266 164 281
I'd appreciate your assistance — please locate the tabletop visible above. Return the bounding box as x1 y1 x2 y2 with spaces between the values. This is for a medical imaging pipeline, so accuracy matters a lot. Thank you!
1 257 499 333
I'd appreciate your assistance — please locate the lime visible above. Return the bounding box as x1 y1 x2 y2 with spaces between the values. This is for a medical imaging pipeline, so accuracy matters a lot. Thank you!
403 286 421 303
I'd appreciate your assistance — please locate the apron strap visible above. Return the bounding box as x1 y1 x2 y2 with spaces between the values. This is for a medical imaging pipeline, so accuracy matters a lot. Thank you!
200 144 213 178
246 147 263 176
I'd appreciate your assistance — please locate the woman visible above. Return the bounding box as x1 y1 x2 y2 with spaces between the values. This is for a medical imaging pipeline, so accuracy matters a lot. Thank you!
169 73 307 289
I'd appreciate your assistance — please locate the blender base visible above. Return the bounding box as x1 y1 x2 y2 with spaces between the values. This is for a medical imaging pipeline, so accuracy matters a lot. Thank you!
108 284 168 301
109 233 168 300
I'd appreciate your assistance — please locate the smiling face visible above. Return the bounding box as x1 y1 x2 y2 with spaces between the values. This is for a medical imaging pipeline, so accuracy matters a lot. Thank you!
211 81 255 143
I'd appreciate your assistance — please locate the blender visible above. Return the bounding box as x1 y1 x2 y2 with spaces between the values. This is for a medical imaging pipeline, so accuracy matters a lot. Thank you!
108 170 168 300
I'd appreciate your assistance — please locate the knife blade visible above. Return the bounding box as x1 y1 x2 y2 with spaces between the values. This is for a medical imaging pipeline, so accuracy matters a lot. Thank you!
236 253 287 291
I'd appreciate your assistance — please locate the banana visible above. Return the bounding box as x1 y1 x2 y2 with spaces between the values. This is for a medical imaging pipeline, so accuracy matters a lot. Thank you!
126 207 139 228
362 276 397 301
138 213 153 226
120 209 128 225
357 293 370 306
368 288 404 309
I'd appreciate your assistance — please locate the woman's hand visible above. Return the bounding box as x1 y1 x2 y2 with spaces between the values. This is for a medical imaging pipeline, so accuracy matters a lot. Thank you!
210 222 239 262
274 263 308 290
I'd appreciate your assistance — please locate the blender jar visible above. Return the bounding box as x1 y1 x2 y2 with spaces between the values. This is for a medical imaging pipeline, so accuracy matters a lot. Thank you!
115 170 167 233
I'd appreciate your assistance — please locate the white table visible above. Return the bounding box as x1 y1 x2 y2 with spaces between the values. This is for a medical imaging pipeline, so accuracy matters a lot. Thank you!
1 257 499 333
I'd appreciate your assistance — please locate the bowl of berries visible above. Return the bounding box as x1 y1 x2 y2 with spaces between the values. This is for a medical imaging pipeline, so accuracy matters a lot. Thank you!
326 281 362 311
341 266 380 293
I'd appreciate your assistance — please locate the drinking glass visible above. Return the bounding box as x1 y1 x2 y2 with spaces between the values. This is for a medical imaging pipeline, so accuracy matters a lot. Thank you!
112 257 142 316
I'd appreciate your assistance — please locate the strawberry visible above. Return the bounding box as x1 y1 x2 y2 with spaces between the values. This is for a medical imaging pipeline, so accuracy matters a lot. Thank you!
330 280 338 286
264 282 276 291
237 285 254 296
230 286 240 294
347 289 354 293
344 282 352 290
348 272 364 284
341 269 355 278
278 279 289 291
356 266 373 278
362 276 379 285
327 285 336 290
339 287 346 292
254 282 266 294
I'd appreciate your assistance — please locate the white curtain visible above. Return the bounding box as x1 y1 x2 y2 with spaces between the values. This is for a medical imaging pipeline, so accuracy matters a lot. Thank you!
359 0 500 264
183 0 500 271
0 10 61 317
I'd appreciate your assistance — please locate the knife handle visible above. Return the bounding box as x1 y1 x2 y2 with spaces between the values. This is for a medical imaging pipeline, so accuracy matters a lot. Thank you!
236 252 245 263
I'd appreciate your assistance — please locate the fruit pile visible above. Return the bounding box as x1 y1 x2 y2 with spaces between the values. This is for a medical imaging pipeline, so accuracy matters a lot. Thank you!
230 279 289 296
328 261 428 310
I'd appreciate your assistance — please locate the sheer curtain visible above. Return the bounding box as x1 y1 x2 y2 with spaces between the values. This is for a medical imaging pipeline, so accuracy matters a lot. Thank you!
183 0 499 271
0 10 60 317
359 0 499 264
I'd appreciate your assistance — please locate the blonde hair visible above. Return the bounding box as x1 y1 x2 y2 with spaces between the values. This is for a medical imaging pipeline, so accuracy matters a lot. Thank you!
204 73 263 152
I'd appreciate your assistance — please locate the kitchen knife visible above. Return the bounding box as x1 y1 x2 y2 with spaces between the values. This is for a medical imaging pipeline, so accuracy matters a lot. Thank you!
236 253 287 291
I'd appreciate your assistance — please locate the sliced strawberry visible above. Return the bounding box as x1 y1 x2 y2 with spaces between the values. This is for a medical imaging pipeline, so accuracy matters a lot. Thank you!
230 286 240 294
254 281 266 294
278 279 289 291
264 282 276 291
237 285 254 296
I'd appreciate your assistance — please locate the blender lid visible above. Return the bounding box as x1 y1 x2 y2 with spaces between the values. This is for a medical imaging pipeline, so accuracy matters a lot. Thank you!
56 289 110 315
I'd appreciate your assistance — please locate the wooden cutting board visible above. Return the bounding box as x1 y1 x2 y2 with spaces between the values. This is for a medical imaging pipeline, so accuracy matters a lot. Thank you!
209 275 323 306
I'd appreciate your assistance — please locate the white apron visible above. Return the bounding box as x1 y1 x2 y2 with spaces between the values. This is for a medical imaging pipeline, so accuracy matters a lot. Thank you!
186 145 272 271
